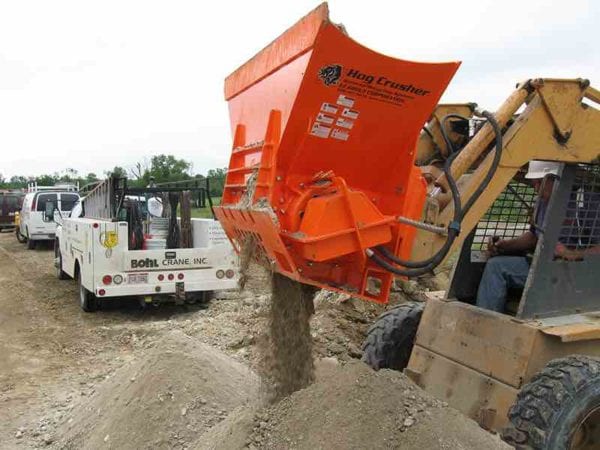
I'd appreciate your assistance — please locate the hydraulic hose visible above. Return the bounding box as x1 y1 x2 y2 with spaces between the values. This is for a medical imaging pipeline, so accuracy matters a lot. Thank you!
369 109 503 277
374 148 463 269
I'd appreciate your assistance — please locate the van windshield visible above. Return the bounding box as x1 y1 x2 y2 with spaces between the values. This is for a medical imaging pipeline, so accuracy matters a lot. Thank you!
60 193 80 211
36 193 58 212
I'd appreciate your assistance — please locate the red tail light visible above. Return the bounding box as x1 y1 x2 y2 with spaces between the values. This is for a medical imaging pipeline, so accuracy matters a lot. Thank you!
177 273 184 280
225 269 235 279
98 289 106 296
102 275 112 285
168 274 174 281
158 274 164 281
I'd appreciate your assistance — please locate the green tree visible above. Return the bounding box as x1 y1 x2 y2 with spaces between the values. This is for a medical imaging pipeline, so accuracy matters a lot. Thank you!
84 172 99 184
36 174 57 186
143 154 192 185
105 166 127 178
207 167 227 197
57 168 78 183
9 175 28 189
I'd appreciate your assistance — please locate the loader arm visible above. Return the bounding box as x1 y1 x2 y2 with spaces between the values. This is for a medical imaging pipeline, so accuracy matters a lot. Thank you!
411 79 600 264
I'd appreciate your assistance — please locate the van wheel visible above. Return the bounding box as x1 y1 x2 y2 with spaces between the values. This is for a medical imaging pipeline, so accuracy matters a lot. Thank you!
16 228 27 243
502 355 600 449
361 301 424 371
77 271 97 312
54 242 68 280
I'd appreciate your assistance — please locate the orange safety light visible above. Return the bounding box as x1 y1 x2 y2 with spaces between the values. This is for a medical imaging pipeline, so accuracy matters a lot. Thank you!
214 3 460 303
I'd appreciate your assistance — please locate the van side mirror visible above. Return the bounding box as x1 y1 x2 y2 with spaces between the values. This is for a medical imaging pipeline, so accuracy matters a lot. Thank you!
44 202 55 222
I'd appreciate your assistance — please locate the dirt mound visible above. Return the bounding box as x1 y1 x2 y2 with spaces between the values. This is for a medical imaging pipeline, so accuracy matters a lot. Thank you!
53 331 258 450
200 359 510 450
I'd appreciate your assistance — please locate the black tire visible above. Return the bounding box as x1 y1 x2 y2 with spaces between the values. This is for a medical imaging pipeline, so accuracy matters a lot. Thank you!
77 269 97 312
54 241 68 280
361 301 424 371
502 355 600 450
16 228 27 243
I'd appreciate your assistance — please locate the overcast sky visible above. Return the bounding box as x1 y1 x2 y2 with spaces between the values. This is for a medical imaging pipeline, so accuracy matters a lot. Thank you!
1 0 597 179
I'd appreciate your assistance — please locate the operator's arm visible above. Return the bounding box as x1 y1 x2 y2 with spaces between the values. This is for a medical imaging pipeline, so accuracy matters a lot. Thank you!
489 231 538 256
555 243 600 261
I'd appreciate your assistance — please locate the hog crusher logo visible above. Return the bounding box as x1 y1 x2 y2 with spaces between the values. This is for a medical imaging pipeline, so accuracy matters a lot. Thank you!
318 64 342 86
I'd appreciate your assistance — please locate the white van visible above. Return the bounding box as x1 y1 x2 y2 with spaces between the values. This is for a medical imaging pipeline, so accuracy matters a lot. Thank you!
19 184 79 249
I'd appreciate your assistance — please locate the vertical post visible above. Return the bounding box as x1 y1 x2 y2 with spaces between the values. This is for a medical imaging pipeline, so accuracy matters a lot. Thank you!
206 177 215 218
180 191 192 248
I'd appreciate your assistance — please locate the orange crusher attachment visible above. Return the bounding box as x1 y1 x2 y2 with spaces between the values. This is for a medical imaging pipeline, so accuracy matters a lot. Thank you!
214 3 460 303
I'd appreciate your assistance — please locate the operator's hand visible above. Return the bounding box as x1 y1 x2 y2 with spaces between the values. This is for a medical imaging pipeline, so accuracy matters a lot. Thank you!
487 236 503 257
554 243 583 261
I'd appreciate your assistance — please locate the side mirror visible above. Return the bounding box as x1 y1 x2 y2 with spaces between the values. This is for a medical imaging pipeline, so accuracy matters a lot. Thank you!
44 202 55 222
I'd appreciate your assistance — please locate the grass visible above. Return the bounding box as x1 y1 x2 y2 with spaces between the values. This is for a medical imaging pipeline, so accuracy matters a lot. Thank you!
189 197 221 219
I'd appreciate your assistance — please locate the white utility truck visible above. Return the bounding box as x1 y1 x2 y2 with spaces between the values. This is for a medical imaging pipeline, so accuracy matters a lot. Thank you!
18 183 79 249
54 177 238 312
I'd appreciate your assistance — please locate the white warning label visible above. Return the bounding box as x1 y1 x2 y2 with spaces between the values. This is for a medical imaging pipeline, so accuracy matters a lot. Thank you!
316 112 335 125
331 128 349 141
321 102 338 114
336 94 355 108
336 117 354 130
310 122 331 138
342 108 359 120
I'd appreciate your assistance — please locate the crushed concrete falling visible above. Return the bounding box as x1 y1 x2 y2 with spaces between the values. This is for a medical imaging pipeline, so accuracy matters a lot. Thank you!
261 273 316 402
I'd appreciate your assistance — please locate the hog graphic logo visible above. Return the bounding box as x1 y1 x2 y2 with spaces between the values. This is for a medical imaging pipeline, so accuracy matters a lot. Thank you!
318 64 342 86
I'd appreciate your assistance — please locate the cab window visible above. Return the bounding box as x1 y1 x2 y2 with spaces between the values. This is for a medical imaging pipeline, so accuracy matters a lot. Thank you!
60 193 79 211
36 193 58 212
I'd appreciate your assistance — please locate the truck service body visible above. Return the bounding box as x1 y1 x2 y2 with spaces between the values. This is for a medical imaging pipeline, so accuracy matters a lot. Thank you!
56 217 237 304
54 177 238 311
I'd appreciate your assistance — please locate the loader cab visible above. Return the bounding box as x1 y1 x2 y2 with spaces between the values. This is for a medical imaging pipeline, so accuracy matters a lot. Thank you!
448 162 600 320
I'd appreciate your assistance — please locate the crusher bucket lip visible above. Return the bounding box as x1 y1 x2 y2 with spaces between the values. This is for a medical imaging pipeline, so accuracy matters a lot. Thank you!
224 3 331 102
215 2 461 303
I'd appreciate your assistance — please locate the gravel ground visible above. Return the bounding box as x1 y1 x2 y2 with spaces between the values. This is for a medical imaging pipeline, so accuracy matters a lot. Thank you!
0 231 502 450
0 232 390 449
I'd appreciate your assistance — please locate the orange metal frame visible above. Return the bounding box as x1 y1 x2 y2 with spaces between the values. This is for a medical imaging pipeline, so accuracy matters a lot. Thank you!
214 3 460 302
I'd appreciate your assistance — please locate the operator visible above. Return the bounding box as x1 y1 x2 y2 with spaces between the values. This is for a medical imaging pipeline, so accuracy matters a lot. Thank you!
476 160 577 312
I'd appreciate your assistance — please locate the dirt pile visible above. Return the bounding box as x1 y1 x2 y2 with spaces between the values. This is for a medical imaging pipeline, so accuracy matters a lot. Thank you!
53 331 258 450
200 359 510 450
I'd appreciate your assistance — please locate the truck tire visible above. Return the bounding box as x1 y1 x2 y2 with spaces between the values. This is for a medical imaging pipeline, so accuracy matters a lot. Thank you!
77 270 98 312
16 228 27 243
54 241 68 280
502 355 600 450
361 301 424 371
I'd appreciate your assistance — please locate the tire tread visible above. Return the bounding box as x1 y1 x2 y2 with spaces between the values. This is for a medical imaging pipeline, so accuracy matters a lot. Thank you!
361 302 424 371
502 355 600 449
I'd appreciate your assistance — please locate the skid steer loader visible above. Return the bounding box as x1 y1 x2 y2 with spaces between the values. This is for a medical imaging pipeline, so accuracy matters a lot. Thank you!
214 4 600 448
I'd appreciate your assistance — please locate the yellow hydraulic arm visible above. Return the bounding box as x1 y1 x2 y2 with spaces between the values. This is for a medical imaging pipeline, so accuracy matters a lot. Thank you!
410 78 600 264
